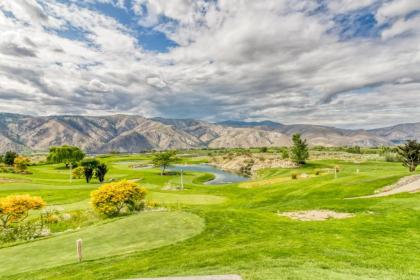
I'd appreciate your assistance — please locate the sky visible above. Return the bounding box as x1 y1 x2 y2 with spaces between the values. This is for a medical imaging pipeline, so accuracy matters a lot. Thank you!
0 0 419 129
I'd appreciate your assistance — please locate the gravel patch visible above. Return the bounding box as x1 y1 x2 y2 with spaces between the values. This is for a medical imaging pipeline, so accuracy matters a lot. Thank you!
279 210 354 221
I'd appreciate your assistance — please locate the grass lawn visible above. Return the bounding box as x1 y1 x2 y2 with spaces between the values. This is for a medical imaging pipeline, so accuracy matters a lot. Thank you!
0 155 419 279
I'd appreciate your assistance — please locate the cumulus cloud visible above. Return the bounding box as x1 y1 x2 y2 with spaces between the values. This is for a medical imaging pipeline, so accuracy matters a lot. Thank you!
0 0 419 128
88 79 111 92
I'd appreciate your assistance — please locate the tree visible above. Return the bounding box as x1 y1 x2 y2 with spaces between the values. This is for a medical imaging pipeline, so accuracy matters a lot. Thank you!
0 195 45 228
13 156 30 172
152 151 178 175
90 180 147 217
4 151 17 166
81 158 99 183
260 147 268 153
47 146 85 168
290 133 309 165
95 163 108 183
397 140 420 172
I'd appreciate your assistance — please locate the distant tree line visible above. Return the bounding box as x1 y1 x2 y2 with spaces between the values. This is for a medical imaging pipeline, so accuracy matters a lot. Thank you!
46 146 108 183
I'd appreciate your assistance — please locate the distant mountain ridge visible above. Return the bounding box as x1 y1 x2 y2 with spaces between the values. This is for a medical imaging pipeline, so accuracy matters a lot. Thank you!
0 113 418 153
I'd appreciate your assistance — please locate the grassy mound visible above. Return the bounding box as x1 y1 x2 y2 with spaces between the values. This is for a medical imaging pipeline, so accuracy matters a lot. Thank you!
0 211 204 276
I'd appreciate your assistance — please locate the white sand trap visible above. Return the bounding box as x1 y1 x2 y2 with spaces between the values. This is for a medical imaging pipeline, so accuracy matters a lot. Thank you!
132 275 242 280
349 175 420 199
279 210 354 221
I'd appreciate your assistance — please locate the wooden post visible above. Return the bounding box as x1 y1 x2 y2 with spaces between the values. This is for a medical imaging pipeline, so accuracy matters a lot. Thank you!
334 167 337 179
76 239 83 263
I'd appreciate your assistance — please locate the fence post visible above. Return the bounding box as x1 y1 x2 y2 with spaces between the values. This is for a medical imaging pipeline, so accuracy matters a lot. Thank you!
76 239 83 263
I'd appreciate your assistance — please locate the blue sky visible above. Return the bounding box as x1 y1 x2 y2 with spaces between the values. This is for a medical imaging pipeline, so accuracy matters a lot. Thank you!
72 0 179 52
0 0 420 128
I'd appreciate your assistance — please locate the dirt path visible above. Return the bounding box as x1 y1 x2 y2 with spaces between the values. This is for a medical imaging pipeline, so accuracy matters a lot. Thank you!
349 175 420 199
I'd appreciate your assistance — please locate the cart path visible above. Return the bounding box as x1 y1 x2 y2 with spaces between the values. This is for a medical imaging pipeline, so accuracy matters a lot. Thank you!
348 175 420 199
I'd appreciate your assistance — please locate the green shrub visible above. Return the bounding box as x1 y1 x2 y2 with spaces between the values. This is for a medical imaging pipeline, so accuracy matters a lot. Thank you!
281 149 289 159
0 220 48 244
0 166 15 173
260 147 268 153
384 153 400 162
346 146 362 154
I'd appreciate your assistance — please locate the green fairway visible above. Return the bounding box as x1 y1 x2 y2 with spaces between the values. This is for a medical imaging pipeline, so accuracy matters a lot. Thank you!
149 192 226 205
0 154 419 280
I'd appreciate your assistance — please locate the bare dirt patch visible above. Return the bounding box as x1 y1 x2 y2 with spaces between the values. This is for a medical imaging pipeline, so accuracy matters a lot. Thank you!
349 175 420 199
278 210 354 221
0 178 31 184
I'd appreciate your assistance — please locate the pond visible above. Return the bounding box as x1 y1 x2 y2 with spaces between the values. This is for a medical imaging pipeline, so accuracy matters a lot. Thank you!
168 164 249 185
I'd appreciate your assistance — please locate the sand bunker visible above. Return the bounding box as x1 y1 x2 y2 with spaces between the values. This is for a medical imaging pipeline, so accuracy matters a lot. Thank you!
279 210 354 221
349 174 420 199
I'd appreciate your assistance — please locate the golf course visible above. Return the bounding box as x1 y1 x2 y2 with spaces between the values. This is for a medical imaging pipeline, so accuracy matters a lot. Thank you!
0 150 419 280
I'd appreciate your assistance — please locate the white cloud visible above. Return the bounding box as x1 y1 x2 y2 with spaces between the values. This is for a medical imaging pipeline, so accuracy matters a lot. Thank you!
146 77 167 89
88 79 110 92
376 0 420 22
0 0 419 128
328 0 376 14
381 15 420 39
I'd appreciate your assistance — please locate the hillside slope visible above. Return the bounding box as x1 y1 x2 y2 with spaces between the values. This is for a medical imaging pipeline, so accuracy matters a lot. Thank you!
0 113 418 153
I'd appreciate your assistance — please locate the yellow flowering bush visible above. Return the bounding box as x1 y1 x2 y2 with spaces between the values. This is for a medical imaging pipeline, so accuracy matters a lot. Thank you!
146 200 160 209
13 156 31 173
0 195 45 228
90 180 147 217
72 166 85 179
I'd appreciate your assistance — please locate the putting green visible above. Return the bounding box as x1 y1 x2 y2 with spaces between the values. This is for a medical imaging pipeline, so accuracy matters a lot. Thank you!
0 211 204 276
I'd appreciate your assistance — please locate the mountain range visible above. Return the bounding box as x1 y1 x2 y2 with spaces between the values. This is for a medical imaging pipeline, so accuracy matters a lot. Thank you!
0 113 418 153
